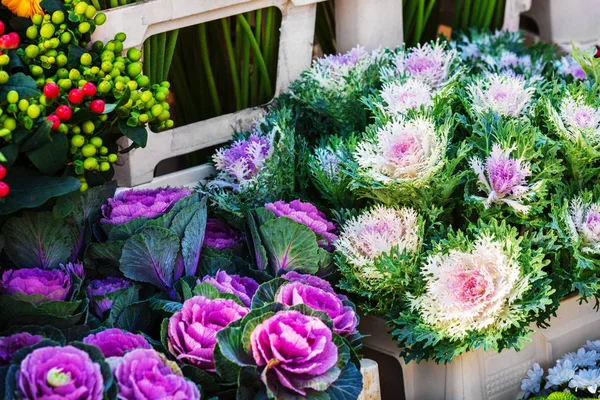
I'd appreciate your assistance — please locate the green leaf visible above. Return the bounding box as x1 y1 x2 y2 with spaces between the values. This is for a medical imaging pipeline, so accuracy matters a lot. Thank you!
118 119 147 148
83 241 124 276
21 120 52 152
69 108 97 124
181 365 220 394
107 285 139 327
2 212 72 269
103 103 117 114
120 226 182 292
0 72 40 101
149 297 183 313
181 197 207 275
40 0 66 12
26 132 68 174
246 212 269 272
250 278 287 309
259 217 321 275
324 360 363 400
67 45 86 69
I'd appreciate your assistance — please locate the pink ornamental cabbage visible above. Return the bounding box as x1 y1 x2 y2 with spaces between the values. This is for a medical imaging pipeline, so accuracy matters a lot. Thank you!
100 187 191 225
86 277 131 318
250 310 339 396
0 332 42 366
264 200 338 248
395 42 456 89
83 328 151 358
203 218 244 249
0 268 71 304
212 134 272 183
275 282 358 336
201 270 258 307
16 346 104 400
167 296 249 371
114 349 200 400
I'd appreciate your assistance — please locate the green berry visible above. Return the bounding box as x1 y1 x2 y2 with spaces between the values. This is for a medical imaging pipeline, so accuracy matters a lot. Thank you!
25 45 39 59
92 41 104 53
30 65 44 76
6 91 19 104
150 104 163 117
58 123 69 134
99 146 108 155
58 79 72 90
165 119 174 129
108 153 118 163
138 113 148 123
90 136 102 148
71 134 85 147
74 2 88 15
84 5 96 18
60 32 72 45
56 54 68 67
81 143 96 157
160 81 170 89
39 23 55 39
26 25 38 40
127 48 142 62
27 104 41 119
82 120 95 134
158 110 170 122
79 22 91 34
80 53 92 66
69 69 81 81
0 128 10 137
115 32 126 42
136 75 150 88
94 13 106 26
100 162 110 172
126 62 142 78
18 99 29 112
32 14 43 25
57 68 69 79
140 91 152 103
79 182 89 192
3 117 16 131
71 126 81 134
101 61 113 73
51 10 65 24
98 81 111 94
83 157 97 170
0 71 8 84
0 55 9 67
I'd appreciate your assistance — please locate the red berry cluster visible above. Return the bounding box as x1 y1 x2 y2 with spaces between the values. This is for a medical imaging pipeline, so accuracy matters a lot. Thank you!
0 21 20 50
0 165 9 198
44 82 105 130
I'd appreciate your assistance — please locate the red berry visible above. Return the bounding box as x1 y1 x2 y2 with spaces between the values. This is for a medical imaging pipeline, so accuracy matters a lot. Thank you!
44 83 60 99
46 114 60 130
55 105 72 121
595 46 600 58
81 82 97 97
0 165 7 180
68 89 84 104
0 21 5 36
0 35 9 50
0 182 9 198
7 32 19 49
90 99 105 113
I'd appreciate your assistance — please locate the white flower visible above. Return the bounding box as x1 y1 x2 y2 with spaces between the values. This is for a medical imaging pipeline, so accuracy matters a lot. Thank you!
584 340 600 353
309 46 371 92
470 143 536 214
413 236 528 339
354 116 446 186
394 41 457 89
335 205 420 284
467 73 536 118
545 359 576 389
312 147 342 183
521 363 544 395
559 95 600 145
562 348 600 368
569 368 600 394
380 79 433 115
566 197 600 254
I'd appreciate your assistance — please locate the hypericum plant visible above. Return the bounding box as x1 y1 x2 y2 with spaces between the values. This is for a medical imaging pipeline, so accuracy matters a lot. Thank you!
465 119 564 226
335 205 424 314
545 83 600 187
0 0 173 214
392 219 556 363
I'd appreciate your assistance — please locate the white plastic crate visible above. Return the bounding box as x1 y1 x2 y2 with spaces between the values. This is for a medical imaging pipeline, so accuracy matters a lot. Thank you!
359 359 381 400
92 0 323 188
524 0 600 50
361 295 600 400
502 0 532 32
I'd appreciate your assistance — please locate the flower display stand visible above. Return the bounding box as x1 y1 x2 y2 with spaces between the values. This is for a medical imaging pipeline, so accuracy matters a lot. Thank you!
524 0 600 50
92 0 323 189
361 295 600 400
502 0 532 32
359 359 382 400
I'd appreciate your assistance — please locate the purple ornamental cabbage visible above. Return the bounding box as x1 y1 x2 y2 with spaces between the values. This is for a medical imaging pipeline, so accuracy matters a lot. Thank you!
114 348 200 400
0 268 71 304
275 282 358 336
281 271 336 294
60 262 85 280
101 187 191 225
0 332 42 366
203 218 244 249
201 270 258 307
167 296 249 371
212 133 273 183
83 328 151 358
264 199 338 248
16 345 104 400
86 277 132 318
250 310 339 396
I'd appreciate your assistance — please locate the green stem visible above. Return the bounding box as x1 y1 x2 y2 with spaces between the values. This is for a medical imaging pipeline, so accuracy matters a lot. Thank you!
483 0 497 28
404 0 419 45
423 0 436 30
461 0 472 30
110 0 118 8
163 30 179 84
414 0 425 45
251 10 262 106
453 0 464 28
91 0 102 10
262 8 274 100
199 24 222 115
221 18 242 110
471 0 481 27
240 13 251 109
150 35 159 83
156 32 167 82
494 0 505 29
237 14 273 102
143 39 152 82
